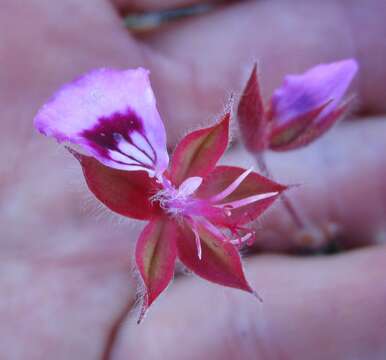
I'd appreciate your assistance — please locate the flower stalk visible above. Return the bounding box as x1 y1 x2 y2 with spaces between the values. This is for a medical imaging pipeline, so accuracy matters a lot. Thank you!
256 153 304 230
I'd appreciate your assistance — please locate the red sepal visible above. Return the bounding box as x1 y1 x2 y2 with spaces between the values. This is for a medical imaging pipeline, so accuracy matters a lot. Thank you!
70 150 161 220
177 221 253 292
170 112 230 186
136 217 177 321
269 100 331 149
271 101 349 151
237 64 268 153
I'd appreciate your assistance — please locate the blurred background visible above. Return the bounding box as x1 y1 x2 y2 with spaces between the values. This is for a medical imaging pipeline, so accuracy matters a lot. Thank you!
1 0 386 359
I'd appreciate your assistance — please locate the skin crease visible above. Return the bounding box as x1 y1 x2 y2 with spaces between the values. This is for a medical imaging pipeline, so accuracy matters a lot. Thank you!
0 0 386 359
112 0 213 12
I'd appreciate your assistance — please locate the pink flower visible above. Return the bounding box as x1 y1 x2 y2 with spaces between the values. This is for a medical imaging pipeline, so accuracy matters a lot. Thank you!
238 59 358 152
34 68 286 320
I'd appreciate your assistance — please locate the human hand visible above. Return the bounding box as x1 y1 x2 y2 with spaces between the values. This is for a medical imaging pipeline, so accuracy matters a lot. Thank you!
1 0 386 359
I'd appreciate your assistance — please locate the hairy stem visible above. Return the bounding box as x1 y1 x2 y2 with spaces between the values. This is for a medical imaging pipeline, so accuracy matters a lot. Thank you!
256 153 305 230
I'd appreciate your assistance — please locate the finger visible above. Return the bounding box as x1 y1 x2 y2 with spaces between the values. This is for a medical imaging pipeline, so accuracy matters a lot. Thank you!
141 0 386 141
223 117 386 251
0 248 137 359
115 246 386 360
0 0 143 134
0 0 145 249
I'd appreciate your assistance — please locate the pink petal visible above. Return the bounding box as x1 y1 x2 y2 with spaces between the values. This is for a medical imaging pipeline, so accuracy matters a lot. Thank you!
178 176 203 197
271 59 358 126
136 217 177 321
197 166 286 226
70 149 162 220
176 220 253 293
170 112 230 186
237 63 269 152
34 68 169 177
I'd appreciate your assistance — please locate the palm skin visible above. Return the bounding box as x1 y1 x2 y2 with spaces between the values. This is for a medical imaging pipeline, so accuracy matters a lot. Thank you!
1 0 386 359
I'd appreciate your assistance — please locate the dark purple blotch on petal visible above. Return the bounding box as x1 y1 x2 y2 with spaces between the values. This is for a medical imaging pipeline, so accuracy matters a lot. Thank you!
81 108 156 168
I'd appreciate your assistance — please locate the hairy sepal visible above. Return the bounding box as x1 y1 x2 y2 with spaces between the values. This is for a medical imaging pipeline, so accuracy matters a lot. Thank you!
237 64 268 153
269 100 331 149
271 101 349 151
136 217 177 322
170 112 230 186
70 150 161 220
176 221 253 293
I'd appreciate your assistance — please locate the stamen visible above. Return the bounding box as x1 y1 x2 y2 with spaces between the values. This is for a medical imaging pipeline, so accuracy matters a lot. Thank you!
210 167 253 203
217 192 278 209
223 205 232 217
229 226 256 246
197 217 226 240
191 223 202 260
230 232 253 245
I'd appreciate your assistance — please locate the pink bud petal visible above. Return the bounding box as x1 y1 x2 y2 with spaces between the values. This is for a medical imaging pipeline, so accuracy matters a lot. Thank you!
170 112 230 186
237 64 268 152
70 150 162 220
176 220 253 293
136 217 177 321
197 166 286 226
271 59 358 127
34 68 169 177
